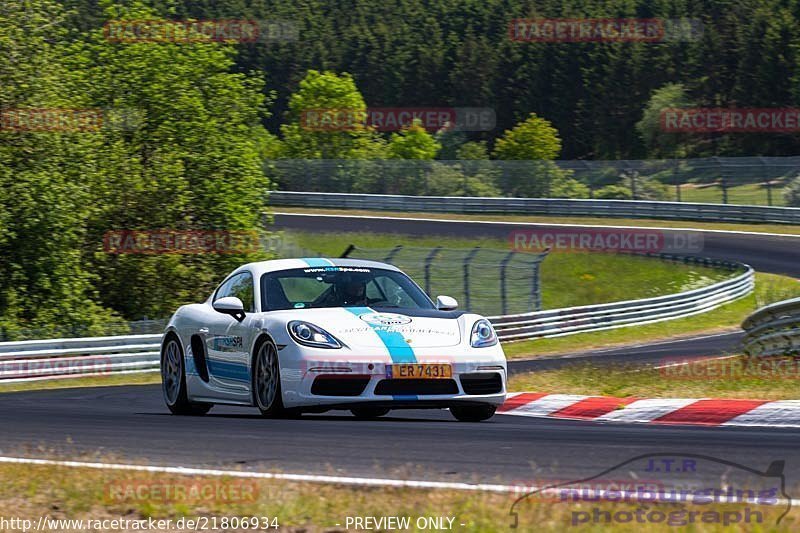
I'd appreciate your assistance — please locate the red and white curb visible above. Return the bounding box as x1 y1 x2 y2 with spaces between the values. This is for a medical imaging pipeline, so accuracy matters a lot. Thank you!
498 392 800 428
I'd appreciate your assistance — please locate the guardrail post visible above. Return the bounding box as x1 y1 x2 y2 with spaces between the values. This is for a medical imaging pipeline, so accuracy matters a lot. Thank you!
760 157 773 206
499 251 515 315
463 247 481 312
424 247 443 296
672 159 682 202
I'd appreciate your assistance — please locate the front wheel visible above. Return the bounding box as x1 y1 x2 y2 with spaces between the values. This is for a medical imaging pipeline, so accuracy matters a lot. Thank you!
161 335 212 416
450 405 496 422
252 338 287 417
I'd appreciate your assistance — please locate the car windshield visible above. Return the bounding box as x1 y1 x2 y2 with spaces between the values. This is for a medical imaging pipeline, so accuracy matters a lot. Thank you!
260 266 435 311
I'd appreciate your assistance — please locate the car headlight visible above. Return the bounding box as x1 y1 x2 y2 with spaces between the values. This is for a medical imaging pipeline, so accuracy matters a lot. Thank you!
288 321 342 349
471 319 498 348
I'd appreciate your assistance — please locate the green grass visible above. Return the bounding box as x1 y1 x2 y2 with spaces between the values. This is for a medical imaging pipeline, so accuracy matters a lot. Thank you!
276 206 800 235
679 182 787 206
0 372 159 394
504 272 800 359
285 230 732 316
0 461 795 532
508 354 800 400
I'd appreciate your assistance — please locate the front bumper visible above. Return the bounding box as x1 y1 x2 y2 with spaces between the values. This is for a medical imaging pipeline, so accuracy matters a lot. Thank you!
278 344 507 409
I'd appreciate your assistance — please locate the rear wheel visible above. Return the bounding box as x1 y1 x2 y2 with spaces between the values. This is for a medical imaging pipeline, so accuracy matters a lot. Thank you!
350 407 390 419
161 335 212 416
252 338 288 418
450 405 496 422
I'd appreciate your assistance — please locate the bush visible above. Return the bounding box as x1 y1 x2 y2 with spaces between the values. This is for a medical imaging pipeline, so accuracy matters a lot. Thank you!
595 185 633 200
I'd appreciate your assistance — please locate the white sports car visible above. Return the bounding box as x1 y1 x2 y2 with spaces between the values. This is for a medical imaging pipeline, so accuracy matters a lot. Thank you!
161 258 507 421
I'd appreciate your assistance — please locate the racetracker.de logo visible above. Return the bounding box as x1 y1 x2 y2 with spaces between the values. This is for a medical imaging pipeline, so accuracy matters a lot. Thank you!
299 107 495 132
659 357 800 380
103 230 260 255
660 108 800 133
105 480 258 504
508 18 702 43
509 228 703 254
1 357 112 380
103 19 299 43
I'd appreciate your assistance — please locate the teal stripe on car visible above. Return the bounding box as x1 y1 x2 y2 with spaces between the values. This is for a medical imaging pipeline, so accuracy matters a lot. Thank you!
345 307 416 364
301 257 335 267
346 307 418 401
207 359 250 382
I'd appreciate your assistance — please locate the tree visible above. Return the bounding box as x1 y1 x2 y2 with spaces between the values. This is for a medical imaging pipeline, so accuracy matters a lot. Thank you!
492 113 562 161
0 0 124 339
636 83 695 158
75 2 274 319
386 120 440 160
278 70 386 160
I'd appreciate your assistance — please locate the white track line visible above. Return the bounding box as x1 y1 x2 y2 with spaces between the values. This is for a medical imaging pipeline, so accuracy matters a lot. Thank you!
275 211 800 239
0 456 791 508
0 456 515 493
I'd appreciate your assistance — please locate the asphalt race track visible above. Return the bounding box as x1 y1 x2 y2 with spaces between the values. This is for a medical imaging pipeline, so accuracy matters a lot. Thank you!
0 212 799 492
2 384 800 488
273 212 800 277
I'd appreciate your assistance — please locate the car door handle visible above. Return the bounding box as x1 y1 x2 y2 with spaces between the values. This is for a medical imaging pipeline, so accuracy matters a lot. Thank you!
198 327 209 334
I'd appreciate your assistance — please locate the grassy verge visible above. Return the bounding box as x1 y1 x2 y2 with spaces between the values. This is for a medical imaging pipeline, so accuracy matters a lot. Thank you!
0 462 793 532
286 230 732 312
0 372 159 394
508 355 800 401
275 206 800 236
679 182 786 206
504 272 800 359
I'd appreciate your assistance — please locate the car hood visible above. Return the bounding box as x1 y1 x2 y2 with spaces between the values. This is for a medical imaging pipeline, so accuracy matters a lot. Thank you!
269 307 466 349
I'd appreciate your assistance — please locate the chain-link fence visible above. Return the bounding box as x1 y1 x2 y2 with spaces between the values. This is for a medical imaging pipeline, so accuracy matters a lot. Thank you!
267 157 800 206
343 245 550 316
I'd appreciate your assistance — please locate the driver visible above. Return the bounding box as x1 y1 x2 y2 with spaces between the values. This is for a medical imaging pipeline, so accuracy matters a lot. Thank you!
339 279 368 306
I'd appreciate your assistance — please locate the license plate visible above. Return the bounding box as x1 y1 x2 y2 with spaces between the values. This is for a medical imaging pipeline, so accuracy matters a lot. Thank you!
387 364 453 379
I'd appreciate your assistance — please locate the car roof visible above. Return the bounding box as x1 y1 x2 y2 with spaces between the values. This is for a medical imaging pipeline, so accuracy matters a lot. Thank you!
242 258 402 277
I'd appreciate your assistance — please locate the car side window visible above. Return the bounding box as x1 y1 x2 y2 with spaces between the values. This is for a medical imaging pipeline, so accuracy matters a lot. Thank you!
215 272 255 312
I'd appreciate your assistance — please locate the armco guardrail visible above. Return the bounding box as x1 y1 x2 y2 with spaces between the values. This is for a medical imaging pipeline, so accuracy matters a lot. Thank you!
0 260 753 381
491 261 754 341
0 334 161 382
742 298 800 357
269 191 800 225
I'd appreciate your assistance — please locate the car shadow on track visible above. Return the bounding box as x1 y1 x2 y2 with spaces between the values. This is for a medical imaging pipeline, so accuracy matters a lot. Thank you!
139 411 457 423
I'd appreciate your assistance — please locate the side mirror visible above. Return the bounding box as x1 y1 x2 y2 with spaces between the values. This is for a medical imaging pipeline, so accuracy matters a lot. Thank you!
213 296 246 322
436 295 458 311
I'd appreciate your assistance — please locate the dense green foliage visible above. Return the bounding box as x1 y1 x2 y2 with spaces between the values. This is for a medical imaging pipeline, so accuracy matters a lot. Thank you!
0 1 273 338
3 0 800 337
67 0 800 160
